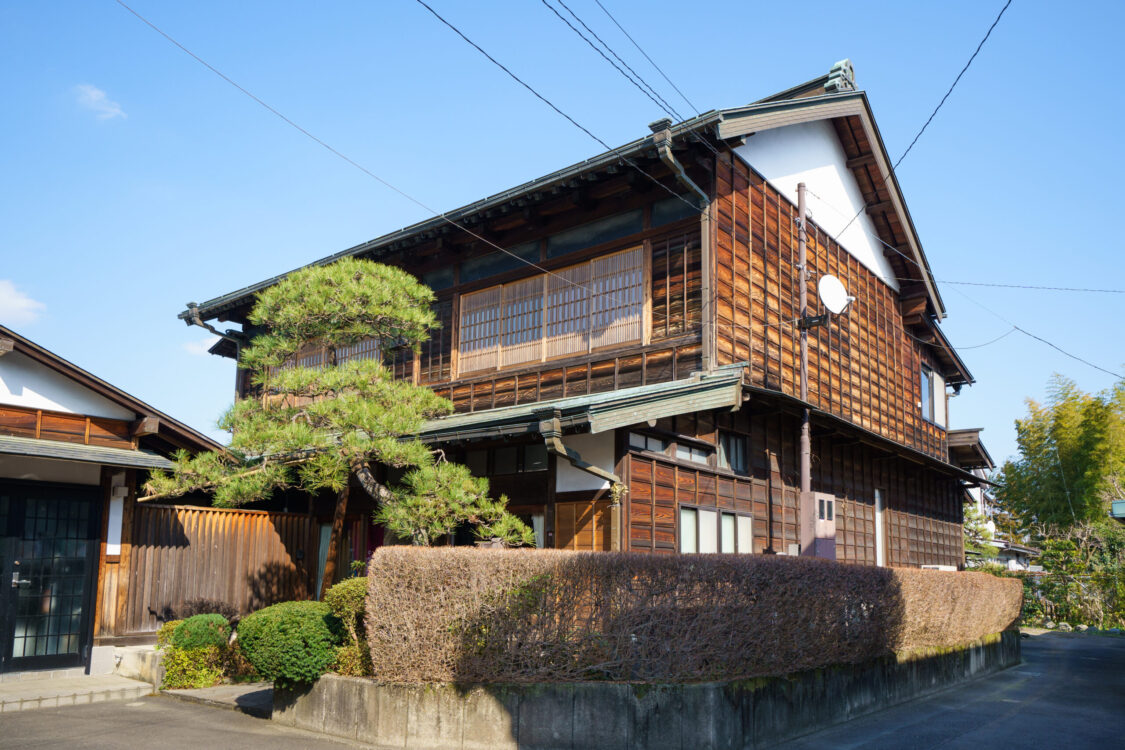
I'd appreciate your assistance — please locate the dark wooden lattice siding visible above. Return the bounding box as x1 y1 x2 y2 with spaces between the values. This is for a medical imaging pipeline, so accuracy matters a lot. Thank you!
419 298 453 385
651 231 702 340
712 153 947 460
625 405 962 568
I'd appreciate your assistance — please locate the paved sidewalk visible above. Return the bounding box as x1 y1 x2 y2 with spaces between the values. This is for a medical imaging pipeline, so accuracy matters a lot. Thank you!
162 681 273 718
0 674 152 712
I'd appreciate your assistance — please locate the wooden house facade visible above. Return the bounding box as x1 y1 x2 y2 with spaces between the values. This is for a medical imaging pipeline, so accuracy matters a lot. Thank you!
187 61 980 569
0 326 227 674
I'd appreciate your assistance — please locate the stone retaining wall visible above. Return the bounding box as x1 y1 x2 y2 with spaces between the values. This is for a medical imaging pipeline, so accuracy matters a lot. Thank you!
273 630 1020 749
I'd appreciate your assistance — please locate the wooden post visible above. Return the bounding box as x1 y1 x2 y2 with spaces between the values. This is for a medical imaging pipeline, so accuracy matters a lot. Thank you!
319 482 350 599
797 182 814 557
92 467 112 638
114 469 137 636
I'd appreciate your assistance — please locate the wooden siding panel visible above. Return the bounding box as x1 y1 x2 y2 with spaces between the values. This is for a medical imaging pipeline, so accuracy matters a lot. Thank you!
713 154 949 460
107 504 320 636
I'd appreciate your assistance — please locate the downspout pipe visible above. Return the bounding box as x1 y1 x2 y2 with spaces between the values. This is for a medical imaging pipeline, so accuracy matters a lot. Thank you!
651 122 713 373
183 302 248 353
537 410 623 551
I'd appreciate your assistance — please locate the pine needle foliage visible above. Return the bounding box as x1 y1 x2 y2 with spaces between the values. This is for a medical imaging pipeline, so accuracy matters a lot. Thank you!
146 258 532 547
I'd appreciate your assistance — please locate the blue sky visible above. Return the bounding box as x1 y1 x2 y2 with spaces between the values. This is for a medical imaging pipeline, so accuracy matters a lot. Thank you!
1 0 1122 465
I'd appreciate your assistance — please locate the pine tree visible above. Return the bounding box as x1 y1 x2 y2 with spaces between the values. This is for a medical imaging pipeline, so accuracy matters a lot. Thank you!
146 258 532 596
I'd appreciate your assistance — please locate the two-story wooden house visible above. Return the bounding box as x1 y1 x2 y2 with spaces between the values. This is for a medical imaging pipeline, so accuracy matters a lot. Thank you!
184 61 982 568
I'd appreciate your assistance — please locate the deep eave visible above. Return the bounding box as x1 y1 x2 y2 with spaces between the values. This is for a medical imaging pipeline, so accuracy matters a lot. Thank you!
0 434 174 470
417 366 745 444
182 91 947 326
0 325 224 456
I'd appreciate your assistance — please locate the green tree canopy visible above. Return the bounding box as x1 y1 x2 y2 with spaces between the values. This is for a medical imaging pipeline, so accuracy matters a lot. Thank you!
994 375 1125 530
146 258 532 594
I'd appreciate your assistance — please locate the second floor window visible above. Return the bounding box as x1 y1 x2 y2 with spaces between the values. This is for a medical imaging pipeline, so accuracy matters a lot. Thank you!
920 365 947 428
718 431 748 474
458 247 644 374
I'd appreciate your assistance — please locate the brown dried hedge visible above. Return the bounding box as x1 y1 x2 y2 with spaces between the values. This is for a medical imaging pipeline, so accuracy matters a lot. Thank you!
365 548 1021 684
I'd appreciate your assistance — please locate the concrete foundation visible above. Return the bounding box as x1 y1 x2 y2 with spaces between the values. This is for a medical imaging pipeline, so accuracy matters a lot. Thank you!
113 646 164 688
273 630 1020 749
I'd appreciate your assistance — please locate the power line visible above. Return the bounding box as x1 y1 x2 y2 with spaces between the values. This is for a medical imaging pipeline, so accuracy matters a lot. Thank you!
114 0 594 293
895 0 1013 169
547 0 682 121
411 0 700 215
593 0 700 115
940 280 1125 294
803 189 1124 378
540 0 721 161
833 0 1014 240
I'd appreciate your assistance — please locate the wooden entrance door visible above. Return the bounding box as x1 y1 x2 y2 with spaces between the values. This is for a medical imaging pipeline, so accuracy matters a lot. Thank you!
0 481 101 674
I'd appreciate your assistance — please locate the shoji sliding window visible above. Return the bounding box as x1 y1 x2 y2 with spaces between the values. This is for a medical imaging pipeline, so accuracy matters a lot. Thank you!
458 247 644 374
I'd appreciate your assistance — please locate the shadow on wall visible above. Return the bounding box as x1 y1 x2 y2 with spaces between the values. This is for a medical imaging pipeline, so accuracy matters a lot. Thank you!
342 549 1023 749
136 505 318 628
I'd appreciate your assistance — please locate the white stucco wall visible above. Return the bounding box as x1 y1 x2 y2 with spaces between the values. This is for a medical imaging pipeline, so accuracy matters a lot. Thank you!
734 120 900 291
555 431 615 492
0 351 134 419
0 455 102 485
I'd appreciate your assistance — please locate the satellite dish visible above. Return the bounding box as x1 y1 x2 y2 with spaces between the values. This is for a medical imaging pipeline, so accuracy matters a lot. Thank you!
818 275 854 314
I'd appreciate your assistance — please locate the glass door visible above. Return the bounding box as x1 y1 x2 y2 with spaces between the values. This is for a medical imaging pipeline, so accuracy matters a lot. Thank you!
0 481 101 674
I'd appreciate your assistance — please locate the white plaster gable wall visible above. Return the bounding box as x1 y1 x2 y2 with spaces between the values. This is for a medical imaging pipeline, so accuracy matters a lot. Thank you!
555 431 614 492
0 351 135 420
734 120 900 291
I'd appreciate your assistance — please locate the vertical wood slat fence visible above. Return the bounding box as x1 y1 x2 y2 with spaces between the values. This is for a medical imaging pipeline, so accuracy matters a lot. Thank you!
112 504 319 636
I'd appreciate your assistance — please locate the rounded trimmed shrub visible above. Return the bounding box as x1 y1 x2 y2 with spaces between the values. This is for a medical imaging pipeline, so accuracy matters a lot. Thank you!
171 613 230 651
236 601 344 688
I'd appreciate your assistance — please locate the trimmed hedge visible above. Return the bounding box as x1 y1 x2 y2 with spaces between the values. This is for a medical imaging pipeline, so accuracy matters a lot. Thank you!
161 645 225 689
324 577 367 644
366 548 1022 684
236 601 344 688
171 614 230 651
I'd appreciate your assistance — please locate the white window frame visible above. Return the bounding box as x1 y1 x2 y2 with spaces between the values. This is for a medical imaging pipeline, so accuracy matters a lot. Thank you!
679 504 754 554
920 365 947 428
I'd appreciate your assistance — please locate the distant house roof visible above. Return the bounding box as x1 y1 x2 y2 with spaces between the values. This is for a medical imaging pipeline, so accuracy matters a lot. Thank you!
181 67 947 331
948 428 994 471
0 325 223 457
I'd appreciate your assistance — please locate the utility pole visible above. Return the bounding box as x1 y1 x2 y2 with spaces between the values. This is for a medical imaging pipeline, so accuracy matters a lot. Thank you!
798 183 811 505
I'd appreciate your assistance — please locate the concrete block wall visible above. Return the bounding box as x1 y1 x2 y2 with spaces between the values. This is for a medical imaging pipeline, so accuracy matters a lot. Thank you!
273 630 1021 750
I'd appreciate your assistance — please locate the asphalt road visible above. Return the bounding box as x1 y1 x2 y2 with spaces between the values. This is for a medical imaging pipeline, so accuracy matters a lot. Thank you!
780 632 1125 750
0 695 363 750
3 632 1121 749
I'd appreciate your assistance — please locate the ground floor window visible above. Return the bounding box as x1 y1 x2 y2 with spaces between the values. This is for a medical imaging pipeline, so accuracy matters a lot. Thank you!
679 506 752 554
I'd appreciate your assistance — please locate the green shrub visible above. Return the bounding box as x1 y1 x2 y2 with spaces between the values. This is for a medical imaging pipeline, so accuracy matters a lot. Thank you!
171 613 231 651
236 601 343 688
156 619 183 650
325 577 367 644
161 645 225 689
223 640 260 682
332 643 373 677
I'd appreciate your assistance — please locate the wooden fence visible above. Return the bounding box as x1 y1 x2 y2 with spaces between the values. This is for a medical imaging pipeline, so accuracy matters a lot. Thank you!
98 504 334 637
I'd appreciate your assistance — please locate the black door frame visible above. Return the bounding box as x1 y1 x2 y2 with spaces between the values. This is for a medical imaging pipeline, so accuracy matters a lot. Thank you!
0 479 103 674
